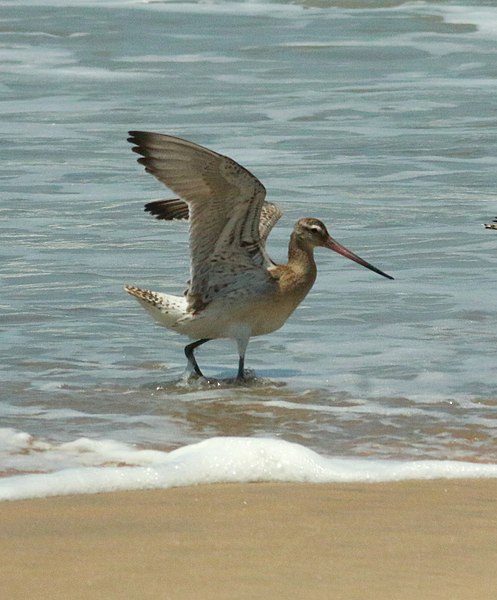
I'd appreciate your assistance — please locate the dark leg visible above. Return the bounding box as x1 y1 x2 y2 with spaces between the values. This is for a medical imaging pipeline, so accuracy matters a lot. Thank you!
184 338 211 377
237 354 245 380
236 336 249 381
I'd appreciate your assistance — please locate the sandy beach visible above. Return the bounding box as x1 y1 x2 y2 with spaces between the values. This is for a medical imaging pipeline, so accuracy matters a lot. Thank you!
2 479 497 599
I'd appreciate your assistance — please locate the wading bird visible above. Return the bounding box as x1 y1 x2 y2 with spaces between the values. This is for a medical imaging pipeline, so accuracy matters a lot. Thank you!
125 132 393 380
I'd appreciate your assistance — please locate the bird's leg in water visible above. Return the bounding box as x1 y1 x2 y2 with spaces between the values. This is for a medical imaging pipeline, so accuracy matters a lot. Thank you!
185 338 211 377
237 354 245 380
236 336 249 380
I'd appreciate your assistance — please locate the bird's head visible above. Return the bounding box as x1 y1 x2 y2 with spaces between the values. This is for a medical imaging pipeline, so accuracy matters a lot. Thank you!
293 218 331 248
293 217 394 280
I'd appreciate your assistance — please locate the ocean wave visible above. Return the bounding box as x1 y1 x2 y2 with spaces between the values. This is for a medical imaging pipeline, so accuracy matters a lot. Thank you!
1 430 497 501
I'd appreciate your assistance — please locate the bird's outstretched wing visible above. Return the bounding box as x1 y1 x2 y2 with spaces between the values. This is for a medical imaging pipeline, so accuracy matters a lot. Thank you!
144 198 283 244
129 132 279 309
484 217 497 230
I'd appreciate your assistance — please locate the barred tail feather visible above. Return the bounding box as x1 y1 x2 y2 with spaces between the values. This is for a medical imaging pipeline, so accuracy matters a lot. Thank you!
124 285 188 329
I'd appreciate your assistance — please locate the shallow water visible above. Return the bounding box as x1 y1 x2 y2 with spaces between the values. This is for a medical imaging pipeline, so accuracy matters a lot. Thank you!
1 0 497 497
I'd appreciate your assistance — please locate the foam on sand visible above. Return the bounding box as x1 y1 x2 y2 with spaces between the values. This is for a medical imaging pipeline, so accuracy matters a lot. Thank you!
2 432 497 501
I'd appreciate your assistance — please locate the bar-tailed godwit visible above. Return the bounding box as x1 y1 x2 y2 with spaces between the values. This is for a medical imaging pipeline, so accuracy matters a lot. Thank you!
125 132 393 380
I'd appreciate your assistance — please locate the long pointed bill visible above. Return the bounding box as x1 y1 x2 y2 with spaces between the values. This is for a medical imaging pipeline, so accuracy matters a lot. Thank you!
325 237 394 280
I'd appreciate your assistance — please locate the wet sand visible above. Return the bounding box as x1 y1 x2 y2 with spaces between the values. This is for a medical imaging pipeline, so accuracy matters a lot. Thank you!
2 479 497 599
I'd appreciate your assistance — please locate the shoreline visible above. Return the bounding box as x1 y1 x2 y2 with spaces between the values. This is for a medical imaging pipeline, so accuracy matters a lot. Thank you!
3 479 497 599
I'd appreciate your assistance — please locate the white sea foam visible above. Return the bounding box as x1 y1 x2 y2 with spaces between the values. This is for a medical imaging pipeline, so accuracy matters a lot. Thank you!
1 430 497 501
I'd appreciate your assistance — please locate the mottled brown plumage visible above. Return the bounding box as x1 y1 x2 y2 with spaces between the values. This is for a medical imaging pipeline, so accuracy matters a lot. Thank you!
145 198 282 245
125 132 393 379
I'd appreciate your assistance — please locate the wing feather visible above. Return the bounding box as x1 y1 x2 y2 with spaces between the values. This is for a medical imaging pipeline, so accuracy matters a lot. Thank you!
129 131 280 309
144 199 190 221
144 198 282 244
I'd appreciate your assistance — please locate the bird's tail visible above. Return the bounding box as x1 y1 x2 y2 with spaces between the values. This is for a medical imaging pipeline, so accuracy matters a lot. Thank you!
124 285 188 329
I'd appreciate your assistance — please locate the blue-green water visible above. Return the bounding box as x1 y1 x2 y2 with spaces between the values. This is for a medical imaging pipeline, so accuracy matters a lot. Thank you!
1 1 497 493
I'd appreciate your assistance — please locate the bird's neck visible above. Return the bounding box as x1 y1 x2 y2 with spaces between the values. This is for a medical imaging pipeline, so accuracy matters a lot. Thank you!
286 232 317 286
